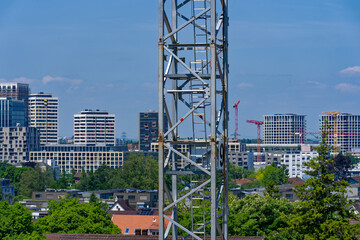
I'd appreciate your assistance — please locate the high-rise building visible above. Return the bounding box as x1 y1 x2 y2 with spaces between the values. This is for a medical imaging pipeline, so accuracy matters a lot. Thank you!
0 98 26 127
264 114 306 144
0 83 30 126
0 126 40 164
74 109 115 146
29 93 58 145
320 113 360 152
139 110 167 151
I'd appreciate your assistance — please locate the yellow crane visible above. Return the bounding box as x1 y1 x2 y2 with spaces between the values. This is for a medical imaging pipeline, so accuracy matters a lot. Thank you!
321 111 340 152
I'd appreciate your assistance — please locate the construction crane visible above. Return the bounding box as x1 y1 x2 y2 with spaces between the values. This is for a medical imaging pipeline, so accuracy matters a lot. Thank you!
321 111 340 152
246 120 264 162
233 100 240 140
287 127 319 144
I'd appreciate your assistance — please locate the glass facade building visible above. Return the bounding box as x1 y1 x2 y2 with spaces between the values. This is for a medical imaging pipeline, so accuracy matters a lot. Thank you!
139 111 168 151
0 98 26 127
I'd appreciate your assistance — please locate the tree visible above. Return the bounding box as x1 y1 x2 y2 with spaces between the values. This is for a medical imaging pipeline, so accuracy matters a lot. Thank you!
265 181 281 200
330 152 351 180
228 194 296 237
0 201 34 239
110 153 158 190
261 163 288 187
281 128 360 239
35 197 121 234
18 167 55 197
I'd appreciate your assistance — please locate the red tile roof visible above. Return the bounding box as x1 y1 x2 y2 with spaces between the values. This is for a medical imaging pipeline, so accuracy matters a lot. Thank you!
45 233 265 240
234 178 254 185
111 214 169 235
288 177 304 185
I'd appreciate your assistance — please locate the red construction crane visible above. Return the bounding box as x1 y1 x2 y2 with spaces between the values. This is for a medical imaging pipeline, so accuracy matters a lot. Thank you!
287 127 319 144
233 100 240 140
246 120 263 162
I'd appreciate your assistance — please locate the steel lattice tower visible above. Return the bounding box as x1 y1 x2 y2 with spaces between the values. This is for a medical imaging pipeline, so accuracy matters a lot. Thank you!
158 0 229 239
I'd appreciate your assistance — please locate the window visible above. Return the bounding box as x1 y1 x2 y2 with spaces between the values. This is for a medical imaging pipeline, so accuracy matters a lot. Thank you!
285 194 293 199
124 228 130 234
128 195 135 200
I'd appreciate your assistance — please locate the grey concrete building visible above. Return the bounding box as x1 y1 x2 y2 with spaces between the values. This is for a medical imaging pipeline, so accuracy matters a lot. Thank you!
0 127 40 164
264 114 306 144
320 113 360 152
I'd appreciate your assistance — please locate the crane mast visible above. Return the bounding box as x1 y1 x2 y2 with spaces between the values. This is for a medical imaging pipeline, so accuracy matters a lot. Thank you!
246 120 263 162
158 0 229 239
233 100 240 140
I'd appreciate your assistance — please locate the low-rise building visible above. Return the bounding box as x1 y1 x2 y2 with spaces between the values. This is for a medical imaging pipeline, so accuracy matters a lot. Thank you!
283 151 319 179
29 145 124 173
114 189 158 210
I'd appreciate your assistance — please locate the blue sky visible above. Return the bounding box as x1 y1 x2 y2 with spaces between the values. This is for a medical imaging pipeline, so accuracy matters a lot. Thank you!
0 1 359 139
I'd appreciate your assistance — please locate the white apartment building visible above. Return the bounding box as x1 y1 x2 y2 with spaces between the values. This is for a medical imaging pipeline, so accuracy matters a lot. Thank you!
283 151 318 179
29 93 58 145
30 149 123 173
320 113 360 152
264 114 306 144
74 109 115 146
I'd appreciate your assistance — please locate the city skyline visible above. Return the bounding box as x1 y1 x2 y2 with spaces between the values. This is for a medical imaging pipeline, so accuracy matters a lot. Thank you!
0 0 359 139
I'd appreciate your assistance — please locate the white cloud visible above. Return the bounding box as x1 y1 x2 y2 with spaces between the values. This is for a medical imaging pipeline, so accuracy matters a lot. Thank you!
237 82 254 89
334 83 360 92
339 66 360 76
307 80 327 89
42 75 82 85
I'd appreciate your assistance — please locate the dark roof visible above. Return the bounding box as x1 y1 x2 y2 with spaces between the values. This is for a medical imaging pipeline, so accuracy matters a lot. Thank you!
108 200 136 213
350 176 360 183
45 234 265 240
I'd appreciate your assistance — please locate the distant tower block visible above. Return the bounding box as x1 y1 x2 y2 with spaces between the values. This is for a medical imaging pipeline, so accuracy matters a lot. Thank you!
158 0 229 239
29 93 59 145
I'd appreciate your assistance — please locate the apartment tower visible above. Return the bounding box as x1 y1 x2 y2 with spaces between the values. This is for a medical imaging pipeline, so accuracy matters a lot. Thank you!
29 93 58 145
320 113 360 152
74 109 115 146
139 110 168 151
264 114 306 144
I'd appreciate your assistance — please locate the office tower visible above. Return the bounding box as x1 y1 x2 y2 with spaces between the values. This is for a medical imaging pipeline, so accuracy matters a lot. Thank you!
139 110 167 151
74 109 115 146
29 93 58 145
0 98 26 127
0 83 30 126
320 113 360 152
0 127 40 164
264 114 306 144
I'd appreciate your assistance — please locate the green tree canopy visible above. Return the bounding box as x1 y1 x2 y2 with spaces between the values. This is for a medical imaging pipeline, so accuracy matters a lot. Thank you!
228 194 296 237
35 197 121 234
0 201 34 239
280 129 360 239
18 167 55 197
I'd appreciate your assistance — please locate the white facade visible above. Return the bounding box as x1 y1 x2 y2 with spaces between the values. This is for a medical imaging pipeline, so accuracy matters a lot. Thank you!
264 114 306 144
283 151 318 179
29 93 58 145
74 110 115 146
30 150 123 173
320 113 360 152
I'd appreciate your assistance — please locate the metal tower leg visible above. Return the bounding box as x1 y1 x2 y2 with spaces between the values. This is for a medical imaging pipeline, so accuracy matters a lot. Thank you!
158 0 229 239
